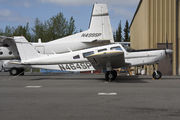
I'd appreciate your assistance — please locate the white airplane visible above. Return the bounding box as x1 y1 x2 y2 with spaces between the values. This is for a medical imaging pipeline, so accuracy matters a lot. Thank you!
0 4 114 74
7 36 173 80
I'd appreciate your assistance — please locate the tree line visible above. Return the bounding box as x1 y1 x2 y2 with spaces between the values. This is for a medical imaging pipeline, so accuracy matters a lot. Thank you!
114 20 130 42
0 11 130 42
0 12 76 42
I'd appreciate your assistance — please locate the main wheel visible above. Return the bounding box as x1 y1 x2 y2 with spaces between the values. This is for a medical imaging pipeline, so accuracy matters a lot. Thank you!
152 71 162 79
113 70 117 78
105 70 117 81
10 67 19 76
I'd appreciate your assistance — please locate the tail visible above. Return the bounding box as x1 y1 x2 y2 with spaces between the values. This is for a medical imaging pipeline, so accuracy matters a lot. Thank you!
14 36 43 63
48 4 114 44
87 4 114 42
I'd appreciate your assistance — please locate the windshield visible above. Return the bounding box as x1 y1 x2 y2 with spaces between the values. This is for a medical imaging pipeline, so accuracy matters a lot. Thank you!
122 45 135 52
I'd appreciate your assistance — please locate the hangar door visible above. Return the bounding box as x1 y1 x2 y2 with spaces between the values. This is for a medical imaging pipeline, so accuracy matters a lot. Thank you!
157 43 173 75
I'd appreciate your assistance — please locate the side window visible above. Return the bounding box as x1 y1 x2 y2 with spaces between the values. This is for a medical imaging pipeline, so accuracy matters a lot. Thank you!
0 51 3 55
73 55 80 59
110 46 122 51
9 51 12 55
98 48 107 52
83 51 94 58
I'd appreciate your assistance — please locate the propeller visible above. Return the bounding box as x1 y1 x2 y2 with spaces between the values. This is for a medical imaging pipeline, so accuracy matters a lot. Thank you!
166 33 168 49
165 34 173 54
165 34 173 62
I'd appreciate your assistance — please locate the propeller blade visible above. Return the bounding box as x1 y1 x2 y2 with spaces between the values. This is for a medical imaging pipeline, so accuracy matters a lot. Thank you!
166 33 168 49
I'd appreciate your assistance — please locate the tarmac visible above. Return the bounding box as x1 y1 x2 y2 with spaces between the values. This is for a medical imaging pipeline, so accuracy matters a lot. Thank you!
0 72 180 120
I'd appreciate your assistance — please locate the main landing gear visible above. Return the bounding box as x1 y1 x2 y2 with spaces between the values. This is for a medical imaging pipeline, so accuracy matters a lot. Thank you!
105 70 117 81
10 67 25 76
152 65 162 79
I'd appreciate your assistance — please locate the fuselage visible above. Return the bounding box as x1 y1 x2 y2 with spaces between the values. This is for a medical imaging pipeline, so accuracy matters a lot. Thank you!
6 43 168 72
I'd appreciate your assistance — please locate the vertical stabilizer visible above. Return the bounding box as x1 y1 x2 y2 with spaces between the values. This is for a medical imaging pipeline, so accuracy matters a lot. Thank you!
88 4 114 42
14 36 43 62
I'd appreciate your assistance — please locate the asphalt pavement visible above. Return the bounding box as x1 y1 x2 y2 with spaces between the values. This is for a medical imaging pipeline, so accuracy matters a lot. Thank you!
0 72 180 120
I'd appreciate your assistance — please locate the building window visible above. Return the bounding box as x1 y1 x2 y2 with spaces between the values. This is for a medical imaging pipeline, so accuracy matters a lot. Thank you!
73 55 80 59
83 51 94 58
98 48 107 52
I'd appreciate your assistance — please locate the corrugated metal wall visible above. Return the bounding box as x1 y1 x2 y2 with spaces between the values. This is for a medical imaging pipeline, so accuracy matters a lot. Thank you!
130 0 178 75
131 0 149 50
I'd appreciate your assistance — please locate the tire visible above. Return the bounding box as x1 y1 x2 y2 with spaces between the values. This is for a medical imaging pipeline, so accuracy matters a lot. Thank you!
10 68 19 76
152 71 162 79
113 70 117 78
105 71 117 81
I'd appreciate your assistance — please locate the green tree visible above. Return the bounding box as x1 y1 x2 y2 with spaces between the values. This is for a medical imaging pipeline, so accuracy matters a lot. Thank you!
1 12 77 42
4 26 13 37
66 16 76 36
32 12 76 42
13 23 32 41
32 18 47 42
0 29 3 35
46 12 68 40
123 20 130 42
115 20 123 42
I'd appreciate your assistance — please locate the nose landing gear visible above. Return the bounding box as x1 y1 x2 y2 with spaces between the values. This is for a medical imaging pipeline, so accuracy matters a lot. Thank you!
152 65 162 79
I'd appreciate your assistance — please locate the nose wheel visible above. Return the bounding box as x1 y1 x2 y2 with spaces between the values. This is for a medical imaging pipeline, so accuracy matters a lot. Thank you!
105 70 117 81
152 65 162 79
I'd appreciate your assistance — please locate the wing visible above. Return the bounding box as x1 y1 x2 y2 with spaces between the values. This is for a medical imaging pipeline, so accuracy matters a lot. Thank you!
86 50 130 70
0 36 15 47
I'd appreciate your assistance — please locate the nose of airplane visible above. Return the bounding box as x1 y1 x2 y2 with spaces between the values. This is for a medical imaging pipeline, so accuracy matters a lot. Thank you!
165 49 173 54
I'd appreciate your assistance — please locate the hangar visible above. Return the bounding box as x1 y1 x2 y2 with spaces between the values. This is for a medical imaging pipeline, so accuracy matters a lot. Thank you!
130 0 180 76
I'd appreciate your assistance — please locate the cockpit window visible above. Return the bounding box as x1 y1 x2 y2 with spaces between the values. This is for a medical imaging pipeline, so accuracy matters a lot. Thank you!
83 51 94 58
98 48 107 52
110 46 122 51
122 45 135 52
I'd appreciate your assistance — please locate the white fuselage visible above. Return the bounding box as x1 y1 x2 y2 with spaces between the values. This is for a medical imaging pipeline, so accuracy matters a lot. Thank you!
5 43 167 72
125 50 166 66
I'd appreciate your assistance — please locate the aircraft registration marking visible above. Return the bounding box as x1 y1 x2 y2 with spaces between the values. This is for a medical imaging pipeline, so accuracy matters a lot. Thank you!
58 62 93 71
81 33 101 37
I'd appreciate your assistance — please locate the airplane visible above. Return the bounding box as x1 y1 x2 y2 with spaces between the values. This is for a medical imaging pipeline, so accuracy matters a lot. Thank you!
5 36 173 81
0 4 114 74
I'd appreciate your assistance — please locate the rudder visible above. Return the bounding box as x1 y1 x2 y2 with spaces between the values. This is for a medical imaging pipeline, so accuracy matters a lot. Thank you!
88 4 114 42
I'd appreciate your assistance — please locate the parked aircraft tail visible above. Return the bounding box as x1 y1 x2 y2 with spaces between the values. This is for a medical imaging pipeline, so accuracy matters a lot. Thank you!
87 4 114 42
50 4 114 43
